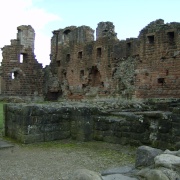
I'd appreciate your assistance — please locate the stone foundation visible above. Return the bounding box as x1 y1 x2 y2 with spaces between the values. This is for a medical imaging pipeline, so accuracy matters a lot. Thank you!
4 102 180 149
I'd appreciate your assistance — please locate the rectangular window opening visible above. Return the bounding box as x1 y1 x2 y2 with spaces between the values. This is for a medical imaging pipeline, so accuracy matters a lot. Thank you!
167 32 175 44
66 54 70 62
11 71 19 80
62 71 66 78
127 42 131 49
20 53 28 63
97 47 102 58
78 51 83 59
20 54 23 63
157 78 165 85
80 70 84 80
147 35 155 44
57 60 61 67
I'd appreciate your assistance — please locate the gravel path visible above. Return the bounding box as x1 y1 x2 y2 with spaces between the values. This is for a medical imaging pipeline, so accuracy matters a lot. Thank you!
0 139 136 180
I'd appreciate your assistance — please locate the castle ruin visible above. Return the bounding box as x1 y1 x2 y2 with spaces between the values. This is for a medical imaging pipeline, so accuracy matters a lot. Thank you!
0 19 180 101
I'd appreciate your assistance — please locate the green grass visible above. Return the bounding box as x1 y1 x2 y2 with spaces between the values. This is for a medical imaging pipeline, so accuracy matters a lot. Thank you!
22 140 136 164
0 102 3 129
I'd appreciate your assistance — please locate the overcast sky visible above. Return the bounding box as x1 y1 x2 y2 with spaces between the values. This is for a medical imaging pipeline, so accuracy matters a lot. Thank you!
0 0 179 67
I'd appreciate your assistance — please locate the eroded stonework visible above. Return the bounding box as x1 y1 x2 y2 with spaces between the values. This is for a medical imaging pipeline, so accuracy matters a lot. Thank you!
0 19 180 100
48 19 180 100
0 25 43 97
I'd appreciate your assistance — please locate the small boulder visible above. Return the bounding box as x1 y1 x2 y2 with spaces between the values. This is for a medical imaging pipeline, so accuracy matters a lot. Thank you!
68 169 102 180
164 149 180 157
135 146 163 168
137 168 169 180
160 167 180 180
154 154 180 171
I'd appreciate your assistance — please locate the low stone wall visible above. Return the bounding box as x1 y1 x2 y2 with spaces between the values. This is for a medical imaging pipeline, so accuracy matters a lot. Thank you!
4 103 180 149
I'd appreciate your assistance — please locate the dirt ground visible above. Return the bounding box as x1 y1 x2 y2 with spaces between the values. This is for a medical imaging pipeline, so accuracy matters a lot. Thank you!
0 139 136 180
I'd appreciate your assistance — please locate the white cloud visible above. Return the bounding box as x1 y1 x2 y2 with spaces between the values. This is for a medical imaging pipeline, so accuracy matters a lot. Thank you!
35 33 51 66
0 0 61 66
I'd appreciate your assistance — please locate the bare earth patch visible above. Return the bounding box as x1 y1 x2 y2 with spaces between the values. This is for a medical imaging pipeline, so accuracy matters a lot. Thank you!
0 139 136 180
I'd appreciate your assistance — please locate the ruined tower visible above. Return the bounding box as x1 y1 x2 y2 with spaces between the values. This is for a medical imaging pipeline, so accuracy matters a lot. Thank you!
0 25 43 97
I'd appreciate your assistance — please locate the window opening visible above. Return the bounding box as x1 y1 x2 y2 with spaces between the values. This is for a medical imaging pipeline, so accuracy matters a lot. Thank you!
167 32 175 44
20 54 23 63
80 70 84 80
147 35 155 44
97 48 102 58
63 29 71 42
63 29 71 35
62 70 67 78
19 53 28 63
157 78 165 85
82 84 86 89
57 60 60 67
66 54 70 62
101 82 104 87
127 42 131 49
78 51 83 59
63 72 66 78
11 71 19 79
166 69 169 76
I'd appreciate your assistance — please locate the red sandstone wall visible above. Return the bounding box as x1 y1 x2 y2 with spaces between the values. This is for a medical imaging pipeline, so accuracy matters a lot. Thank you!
135 20 180 98
1 26 43 96
2 20 179 100
50 20 180 99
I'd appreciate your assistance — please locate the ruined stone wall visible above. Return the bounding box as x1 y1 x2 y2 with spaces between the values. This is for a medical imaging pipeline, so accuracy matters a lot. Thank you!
1 19 179 100
49 22 139 100
135 19 180 98
49 19 180 100
1 25 43 96
4 103 180 149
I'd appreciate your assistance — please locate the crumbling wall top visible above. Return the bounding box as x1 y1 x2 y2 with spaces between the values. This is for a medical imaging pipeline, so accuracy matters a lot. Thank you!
139 19 164 34
17 25 35 51
139 19 180 36
74 26 94 43
52 25 94 45
96 21 117 40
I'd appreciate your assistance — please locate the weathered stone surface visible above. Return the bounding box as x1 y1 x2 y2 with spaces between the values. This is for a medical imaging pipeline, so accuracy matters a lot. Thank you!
164 149 180 157
101 165 134 176
49 19 180 99
160 167 180 180
96 21 117 40
102 174 138 180
103 147 180 180
69 169 102 180
0 25 43 97
154 154 180 171
135 146 163 168
4 103 180 148
137 169 169 180
1 19 180 101
0 139 14 149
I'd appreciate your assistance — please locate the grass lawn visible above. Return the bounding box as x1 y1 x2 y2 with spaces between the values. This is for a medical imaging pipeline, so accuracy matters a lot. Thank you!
0 102 3 129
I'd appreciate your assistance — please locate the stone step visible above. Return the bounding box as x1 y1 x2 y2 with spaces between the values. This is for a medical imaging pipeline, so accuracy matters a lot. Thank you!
0 139 14 149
